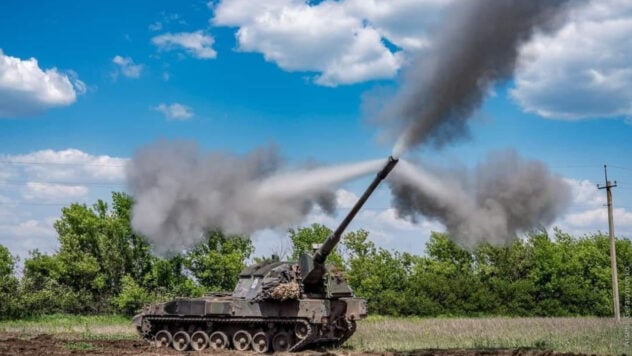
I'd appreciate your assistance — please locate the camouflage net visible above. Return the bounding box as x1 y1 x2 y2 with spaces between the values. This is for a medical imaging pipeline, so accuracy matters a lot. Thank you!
269 281 301 301
255 264 303 301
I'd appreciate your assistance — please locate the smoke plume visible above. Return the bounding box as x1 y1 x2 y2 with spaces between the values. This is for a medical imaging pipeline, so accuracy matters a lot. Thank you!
127 140 383 252
381 0 574 157
389 151 572 247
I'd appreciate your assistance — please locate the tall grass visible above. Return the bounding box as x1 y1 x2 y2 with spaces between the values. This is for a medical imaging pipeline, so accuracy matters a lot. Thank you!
347 316 629 355
0 314 628 354
0 314 135 340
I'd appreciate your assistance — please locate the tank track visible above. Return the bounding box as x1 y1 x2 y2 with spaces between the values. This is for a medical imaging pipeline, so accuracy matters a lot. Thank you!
141 316 318 352
337 318 356 346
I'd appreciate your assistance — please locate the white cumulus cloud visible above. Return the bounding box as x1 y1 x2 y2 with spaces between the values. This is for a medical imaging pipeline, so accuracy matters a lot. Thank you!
336 188 358 209
0 149 129 259
562 207 632 234
212 0 410 86
564 178 604 208
212 0 632 116
23 182 88 201
154 103 194 120
556 178 632 237
512 0 632 120
343 0 451 52
152 31 217 59
0 49 84 118
3 149 128 182
0 218 58 259
112 55 144 78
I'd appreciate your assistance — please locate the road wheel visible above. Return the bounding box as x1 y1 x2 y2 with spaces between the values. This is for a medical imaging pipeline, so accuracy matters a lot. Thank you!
190 330 209 351
209 331 229 350
154 330 172 348
172 331 190 351
272 331 292 352
232 330 252 351
140 319 152 337
251 331 269 353
294 323 309 339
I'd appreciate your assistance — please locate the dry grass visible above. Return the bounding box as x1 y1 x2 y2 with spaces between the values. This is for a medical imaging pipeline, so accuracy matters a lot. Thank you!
347 316 630 354
0 315 629 354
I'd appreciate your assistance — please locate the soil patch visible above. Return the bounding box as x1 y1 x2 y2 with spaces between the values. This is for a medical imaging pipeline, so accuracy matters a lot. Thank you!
0 334 587 355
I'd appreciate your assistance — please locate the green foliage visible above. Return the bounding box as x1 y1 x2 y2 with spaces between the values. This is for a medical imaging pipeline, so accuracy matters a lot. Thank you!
142 255 199 299
344 230 413 315
50 193 154 312
0 244 15 277
254 254 281 264
288 223 344 268
64 342 95 351
184 230 254 292
1 191 631 320
14 250 84 317
1 192 255 318
527 229 613 316
111 275 151 315
340 230 631 317
16 278 82 317
0 245 20 319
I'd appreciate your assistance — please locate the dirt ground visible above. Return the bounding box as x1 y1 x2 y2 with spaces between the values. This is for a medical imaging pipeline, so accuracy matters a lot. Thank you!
0 334 587 356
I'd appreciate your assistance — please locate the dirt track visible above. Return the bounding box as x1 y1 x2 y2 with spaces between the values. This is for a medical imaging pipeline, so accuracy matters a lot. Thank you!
0 334 587 356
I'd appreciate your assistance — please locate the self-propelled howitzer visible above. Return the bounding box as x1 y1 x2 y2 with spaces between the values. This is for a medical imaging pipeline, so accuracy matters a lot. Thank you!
133 156 398 352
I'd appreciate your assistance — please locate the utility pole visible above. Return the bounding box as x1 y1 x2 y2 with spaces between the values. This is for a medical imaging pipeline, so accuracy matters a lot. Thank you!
598 165 620 321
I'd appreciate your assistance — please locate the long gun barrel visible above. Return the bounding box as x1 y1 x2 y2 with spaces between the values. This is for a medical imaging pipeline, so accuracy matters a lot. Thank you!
302 156 399 285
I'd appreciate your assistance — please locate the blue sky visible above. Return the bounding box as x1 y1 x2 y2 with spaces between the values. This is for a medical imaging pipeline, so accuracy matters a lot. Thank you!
1 0 631 259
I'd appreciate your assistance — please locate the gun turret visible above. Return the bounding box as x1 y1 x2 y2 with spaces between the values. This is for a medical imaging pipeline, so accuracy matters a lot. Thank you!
301 156 398 285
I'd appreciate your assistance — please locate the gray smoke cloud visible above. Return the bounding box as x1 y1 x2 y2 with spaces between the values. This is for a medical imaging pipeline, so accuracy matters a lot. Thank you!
127 140 383 252
380 0 575 157
389 151 572 247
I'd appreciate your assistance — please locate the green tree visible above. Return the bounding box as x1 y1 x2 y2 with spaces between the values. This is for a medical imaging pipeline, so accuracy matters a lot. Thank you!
474 240 536 315
18 250 82 316
5 187 631 320
184 231 254 292
0 245 19 319
404 234 486 316
616 237 632 314
344 230 413 315
111 275 151 315
426 232 473 272
142 255 197 298
527 230 578 315
54 193 154 301
18 192 156 314
288 223 344 268
0 244 15 277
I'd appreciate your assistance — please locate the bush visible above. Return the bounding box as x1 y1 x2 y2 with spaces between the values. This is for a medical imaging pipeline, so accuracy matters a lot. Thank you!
111 275 151 316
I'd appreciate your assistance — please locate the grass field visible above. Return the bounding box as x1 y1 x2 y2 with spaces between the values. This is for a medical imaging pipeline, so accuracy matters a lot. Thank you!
0 314 629 354
348 316 629 354
0 315 134 340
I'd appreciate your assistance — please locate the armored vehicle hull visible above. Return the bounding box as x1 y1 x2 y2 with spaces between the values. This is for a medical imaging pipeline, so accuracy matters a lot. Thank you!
133 293 366 352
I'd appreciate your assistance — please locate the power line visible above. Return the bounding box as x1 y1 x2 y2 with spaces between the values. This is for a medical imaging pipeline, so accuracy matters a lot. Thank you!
0 202 73 206
0 180 125 187
549 164 632 170
609 165 632 172
0 160 127 167
550 164 602 169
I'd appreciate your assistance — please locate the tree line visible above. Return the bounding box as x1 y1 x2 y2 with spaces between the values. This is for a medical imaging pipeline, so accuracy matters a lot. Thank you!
0 192 630 319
